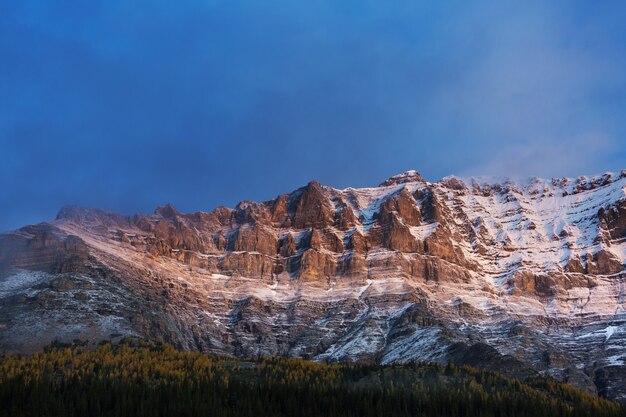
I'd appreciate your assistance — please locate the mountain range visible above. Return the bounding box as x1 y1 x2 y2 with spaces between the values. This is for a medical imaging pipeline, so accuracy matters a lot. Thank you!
1 169 625 401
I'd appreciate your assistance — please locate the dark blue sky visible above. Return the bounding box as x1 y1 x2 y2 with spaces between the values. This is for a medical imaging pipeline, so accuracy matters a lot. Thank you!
1 1 626 231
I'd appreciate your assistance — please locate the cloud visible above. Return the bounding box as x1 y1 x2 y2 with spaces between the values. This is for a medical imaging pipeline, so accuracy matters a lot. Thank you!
0 1 625 231
413 2 626 179
463 132 617 179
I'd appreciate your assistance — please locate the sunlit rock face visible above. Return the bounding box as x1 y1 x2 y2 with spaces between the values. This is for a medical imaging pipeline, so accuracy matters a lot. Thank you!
1 170 626 401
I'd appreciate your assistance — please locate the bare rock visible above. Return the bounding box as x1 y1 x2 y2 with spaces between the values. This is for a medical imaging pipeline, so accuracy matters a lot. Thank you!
379 170 425 187
293 181 334 229
335 205 358 230
424 228 468 267
298 249 335 281
598 201 626 241
270 195 289 225
380 213 421 253
564 255 585 274
231 201 271 225
587 250 623 275
379 188 422 226
347 230 367 253
279 234 297 257
228 224 278 255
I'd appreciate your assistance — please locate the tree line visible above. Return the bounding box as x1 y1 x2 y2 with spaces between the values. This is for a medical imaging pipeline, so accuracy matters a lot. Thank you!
0 339 623 417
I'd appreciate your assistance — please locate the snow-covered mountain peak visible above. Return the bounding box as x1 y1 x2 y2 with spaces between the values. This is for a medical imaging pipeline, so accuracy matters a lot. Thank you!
2 168 626 401
379 170 426 187
438 170 626 197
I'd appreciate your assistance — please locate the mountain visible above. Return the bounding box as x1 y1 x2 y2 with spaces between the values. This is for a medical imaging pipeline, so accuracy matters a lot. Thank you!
1 170 625 401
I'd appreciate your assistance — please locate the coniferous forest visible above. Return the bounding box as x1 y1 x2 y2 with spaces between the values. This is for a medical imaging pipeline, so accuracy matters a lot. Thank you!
0 340 623 417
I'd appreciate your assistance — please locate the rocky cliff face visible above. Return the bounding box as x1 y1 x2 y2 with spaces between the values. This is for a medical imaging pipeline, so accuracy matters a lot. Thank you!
1 170 626 400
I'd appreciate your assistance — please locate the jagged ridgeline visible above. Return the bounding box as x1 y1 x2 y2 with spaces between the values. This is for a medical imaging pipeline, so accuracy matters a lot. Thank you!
0 341 623 417
1 170 626 401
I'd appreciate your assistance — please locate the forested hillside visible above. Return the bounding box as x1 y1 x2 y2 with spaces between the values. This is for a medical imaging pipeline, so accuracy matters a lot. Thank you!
0 340 622 417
